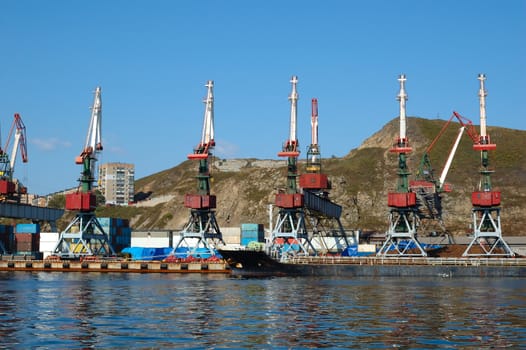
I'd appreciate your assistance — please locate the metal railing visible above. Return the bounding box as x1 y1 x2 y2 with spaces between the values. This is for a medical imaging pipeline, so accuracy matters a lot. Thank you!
287 255 526 267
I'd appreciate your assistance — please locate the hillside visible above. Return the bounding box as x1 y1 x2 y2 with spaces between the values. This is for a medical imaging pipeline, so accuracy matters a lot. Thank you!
96 117 526 236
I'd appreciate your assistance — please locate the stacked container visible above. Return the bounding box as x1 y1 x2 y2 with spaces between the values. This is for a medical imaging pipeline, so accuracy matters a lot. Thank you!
240 223 265 246
0 224 14 253
15 223 40 254
97 217 132 252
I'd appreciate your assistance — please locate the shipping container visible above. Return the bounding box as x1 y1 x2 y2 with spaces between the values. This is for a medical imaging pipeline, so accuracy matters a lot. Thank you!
16 223 40 234
241 223 263 232
0 180 15 194
241 223 265 246
0 224 13 234
15 233 40 252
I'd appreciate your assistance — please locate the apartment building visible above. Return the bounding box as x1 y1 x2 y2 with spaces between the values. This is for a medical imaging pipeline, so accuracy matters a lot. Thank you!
98 163 135 205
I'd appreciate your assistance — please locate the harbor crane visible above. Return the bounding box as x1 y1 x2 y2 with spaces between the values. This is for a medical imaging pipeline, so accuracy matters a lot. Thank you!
410 112 479 235
269 77 352 260
172 80 224 258
463 74 514 257
53 87 116 258
299 98 354 254
0 113 28 202
269 76 314 259
377 74 426 257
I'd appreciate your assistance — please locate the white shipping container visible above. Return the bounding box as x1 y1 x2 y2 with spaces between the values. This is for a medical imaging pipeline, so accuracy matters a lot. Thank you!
220 227 241 245
131 231 170 248
358 244 377 253
40 232 59 259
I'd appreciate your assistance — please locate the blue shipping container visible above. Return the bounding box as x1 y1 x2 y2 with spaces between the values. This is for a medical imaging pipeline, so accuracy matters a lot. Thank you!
15 223 40 234
241 223 263 231
241 231 264 243
98 217 112 227
241 223 264 245
0 224 13 234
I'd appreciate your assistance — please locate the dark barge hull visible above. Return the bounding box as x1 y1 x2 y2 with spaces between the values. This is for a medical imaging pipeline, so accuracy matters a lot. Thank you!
218 249 526 277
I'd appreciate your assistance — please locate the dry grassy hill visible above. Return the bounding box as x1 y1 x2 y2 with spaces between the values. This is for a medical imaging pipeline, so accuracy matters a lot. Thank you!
95 117 526 237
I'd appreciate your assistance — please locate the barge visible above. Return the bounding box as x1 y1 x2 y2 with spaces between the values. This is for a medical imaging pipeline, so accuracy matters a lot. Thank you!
218 248 526 277
0 257 230 274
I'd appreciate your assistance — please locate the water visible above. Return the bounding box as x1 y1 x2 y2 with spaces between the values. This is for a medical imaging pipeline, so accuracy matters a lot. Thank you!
1 272 525 349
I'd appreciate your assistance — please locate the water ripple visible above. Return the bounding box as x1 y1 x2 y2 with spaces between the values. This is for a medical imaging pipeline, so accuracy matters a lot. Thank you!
0 272 525 349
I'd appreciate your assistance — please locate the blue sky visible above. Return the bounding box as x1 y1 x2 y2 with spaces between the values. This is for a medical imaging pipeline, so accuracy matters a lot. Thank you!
0 1 524 195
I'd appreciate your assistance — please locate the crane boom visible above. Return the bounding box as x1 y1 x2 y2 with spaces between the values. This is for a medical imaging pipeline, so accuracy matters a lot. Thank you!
76 86 102 178
85 87 103 153
288 75 299 144
311 98 318 146
188 80 215 159
0 113 28 201
2 113 28 180
200 80 215 149
397 74 408 141
278 76 300 157
438 126 465 189
72 86 103 195
416 111 479 190
478 73 488 139
305 98 321 173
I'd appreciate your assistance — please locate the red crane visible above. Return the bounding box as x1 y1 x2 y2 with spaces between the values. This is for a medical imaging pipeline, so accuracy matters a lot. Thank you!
0 113 28 201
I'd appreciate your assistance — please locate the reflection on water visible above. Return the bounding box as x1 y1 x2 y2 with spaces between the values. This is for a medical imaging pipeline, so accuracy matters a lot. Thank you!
0 272 525 349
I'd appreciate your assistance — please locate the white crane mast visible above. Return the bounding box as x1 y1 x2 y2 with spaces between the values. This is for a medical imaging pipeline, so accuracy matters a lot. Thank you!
397 74 408 141
478 73 488 139
85 86 102 153
200 80 215 147
288 76 299 143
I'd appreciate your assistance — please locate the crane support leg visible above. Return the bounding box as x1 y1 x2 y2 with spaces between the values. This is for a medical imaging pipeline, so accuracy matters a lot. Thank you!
53 212 116 259
268 208 319 261
172 209 224 258
377 208 427 257
463 207 514 257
